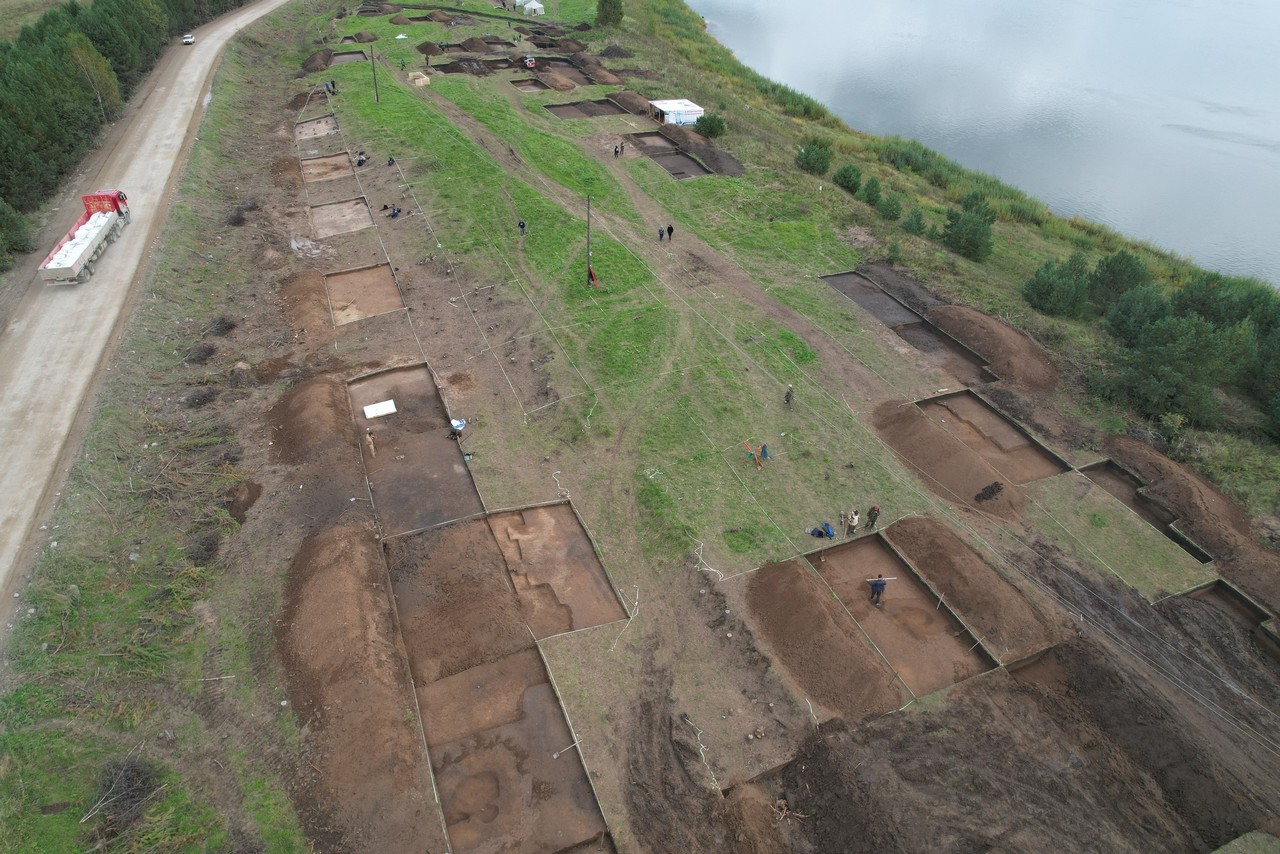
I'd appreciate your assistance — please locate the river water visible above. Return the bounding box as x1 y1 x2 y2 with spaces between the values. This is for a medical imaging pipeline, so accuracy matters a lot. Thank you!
686 0 1280 285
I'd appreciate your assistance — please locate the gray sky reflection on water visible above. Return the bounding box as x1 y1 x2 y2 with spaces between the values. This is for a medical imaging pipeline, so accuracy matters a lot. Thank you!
686 0 1280 284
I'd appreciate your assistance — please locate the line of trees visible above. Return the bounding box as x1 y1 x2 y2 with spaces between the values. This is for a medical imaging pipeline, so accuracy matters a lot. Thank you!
0 0 254 270
1023 249 1280 435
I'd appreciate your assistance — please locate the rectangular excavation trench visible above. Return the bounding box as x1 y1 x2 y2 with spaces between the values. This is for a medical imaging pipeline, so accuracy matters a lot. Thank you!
310 197 374 239
300 153 354 182
1184 581 1280 661
294 115 339 142
627 131 676 150
918 390 1070 484
386 517 620 853
822 271 995 386
348 365 484 537
649 150 711 179
544 99 628 119
323 262 404 325
809 535 995 696
328 50 367 65
1081 460 1213 563
488 504 627 638
511 77 550 92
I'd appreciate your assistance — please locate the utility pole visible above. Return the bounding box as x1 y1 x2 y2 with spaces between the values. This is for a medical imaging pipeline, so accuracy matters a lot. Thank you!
371 45 380 103
586 194 596 288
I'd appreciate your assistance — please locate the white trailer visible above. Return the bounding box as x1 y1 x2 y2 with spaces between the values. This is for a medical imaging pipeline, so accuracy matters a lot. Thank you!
38 190 131 286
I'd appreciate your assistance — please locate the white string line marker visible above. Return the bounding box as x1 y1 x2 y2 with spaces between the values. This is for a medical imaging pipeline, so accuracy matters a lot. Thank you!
551 470 569 499
692 540 725 582
610 585 639 652
681 713 720 789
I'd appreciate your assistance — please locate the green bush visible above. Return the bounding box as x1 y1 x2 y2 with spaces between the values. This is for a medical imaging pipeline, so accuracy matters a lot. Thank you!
1104 284 1171 347
692 113 726 138
860 176 881 207
941 209 993 262
902 207 926 236
832 164 861 195
795 136 832 176
1089 249 1149 307
596 0 624 27
1108 314 1241 426
1023 252 1090 318
876 193 902 221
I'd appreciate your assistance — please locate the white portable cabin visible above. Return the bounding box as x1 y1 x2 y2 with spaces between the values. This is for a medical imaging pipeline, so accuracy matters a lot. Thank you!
649 98 705 126
524 0 544 14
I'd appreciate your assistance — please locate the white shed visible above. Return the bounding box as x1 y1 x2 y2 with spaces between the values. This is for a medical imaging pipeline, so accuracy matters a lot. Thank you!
524 0 544 14
649 98 704 126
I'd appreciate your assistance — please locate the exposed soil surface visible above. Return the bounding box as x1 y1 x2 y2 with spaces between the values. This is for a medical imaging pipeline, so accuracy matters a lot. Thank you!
885 516 1059 661
54 11 1280 853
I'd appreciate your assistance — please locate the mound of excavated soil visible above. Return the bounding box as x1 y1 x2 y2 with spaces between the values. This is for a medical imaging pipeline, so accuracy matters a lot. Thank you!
557 38 586 53
460 37 490 53
426 10 451 22
537 71 576 92
582 64 620 85
610 89 650 114
388 14 411 24
746 561 907 718
276 518 447 853
872 400 1022 519
353 31 378 43
266 375 352 464
598 44 632 58
416 40 442 56
302 49 333 73
929 305 1059 393
886 517 1057 660
661 124 710 148
755 637 1266 852
1106 435 1280 609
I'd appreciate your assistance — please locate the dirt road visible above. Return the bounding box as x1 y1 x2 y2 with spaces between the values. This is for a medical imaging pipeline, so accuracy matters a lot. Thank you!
0 0 294 602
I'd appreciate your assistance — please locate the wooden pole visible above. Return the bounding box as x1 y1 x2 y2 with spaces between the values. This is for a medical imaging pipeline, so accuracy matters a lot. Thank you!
372 46 380 103
586 194 592 287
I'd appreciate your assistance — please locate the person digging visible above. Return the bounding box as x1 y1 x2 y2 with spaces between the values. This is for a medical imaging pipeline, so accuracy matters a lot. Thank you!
447 418 467 440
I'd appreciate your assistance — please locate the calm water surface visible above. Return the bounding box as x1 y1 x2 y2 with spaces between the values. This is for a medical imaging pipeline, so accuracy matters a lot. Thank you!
686 0 1280 285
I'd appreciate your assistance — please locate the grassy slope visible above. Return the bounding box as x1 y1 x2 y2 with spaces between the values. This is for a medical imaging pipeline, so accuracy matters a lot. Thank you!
0 0 66 42
0 0 1267 848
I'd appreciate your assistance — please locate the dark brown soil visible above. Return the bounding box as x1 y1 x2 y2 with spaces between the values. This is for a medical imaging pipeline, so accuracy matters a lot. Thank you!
746 561 908 718
301 50 333 73
886 516 1058 661
872 399 1022 520
930 304 1059 393
417 40 443 56
276 519 448 853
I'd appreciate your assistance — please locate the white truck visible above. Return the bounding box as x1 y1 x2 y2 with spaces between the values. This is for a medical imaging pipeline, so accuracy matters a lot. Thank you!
38 190 131 286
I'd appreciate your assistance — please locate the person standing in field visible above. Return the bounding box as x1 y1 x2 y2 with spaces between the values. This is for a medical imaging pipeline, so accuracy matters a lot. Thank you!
666 224 674 240
866 505 880 529
519 219 526 236
658 225 664 241
364 428 377 458
784 384 794 410
843 508 860 537
868 574 887 606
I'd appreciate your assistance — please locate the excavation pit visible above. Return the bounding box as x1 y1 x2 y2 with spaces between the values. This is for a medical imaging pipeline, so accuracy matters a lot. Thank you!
293 115 339 141
823 271 994 385
348 366 483 536
544 99 627 119
918 390 1069 484
482 58 513 70
649 150 711 179
488 504 627 638
310 197 374 238
538 60 592 86
386 522 612 852
300 153 354 182
323 262 403 325
809 535 995 696
511 77 550 92
627 132 676 149
328 50 368 66
1080 460 1213 563
746 560 910 719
